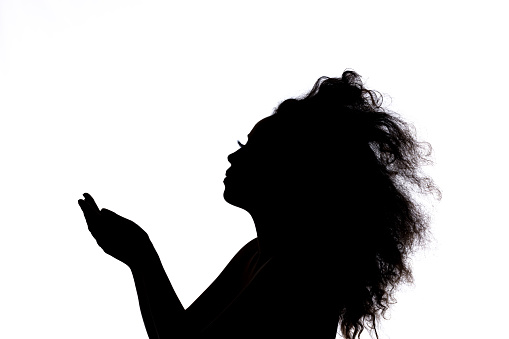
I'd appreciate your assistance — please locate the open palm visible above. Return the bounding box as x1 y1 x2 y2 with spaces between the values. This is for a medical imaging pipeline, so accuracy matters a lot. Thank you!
78 193 153 268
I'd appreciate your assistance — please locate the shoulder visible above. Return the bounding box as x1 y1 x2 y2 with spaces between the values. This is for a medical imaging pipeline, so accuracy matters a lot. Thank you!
232 237 258 261
184 238 259 331
215 237 258 282
200 251 341 339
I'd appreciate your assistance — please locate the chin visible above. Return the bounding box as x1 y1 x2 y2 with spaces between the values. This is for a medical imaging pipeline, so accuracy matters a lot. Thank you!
223 186 240 207
223 182 248 209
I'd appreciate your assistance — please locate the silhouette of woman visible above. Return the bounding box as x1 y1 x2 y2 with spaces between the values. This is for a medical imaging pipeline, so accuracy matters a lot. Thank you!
78 70 440 339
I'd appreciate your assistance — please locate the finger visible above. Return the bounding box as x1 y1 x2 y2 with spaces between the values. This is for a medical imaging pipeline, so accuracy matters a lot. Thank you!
79 199 98 219
78 199 90 212
79 199 102 230
83 193 100 213
78 198 96 214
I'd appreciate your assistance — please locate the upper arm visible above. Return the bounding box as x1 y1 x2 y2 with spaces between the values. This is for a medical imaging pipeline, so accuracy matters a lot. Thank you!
184 238 258 334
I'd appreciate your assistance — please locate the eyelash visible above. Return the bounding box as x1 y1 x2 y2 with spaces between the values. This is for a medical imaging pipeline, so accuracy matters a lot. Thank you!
237 140 245 148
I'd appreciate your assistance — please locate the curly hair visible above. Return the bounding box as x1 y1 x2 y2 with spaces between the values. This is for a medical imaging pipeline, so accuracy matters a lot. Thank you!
270 71 441 339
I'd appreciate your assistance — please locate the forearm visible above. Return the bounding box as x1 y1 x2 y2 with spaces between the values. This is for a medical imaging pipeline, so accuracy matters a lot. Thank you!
130 244 187 339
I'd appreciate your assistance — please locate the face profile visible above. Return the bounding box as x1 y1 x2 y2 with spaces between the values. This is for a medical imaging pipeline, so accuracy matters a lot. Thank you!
223 116 284 212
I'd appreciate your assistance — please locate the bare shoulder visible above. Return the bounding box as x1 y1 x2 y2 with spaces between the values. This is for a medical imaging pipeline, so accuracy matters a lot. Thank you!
199 251 342 339
232 237 259 262
220 237 259 280
184 238 259 332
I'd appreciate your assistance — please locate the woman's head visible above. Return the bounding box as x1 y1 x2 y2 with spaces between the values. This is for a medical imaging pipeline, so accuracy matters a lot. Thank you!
224 70 441 339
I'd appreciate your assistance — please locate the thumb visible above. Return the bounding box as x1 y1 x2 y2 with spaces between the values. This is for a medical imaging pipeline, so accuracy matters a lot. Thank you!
100 208 117 218
101 208 126 222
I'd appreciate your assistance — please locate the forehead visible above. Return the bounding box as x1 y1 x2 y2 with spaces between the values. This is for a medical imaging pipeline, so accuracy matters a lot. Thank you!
248 116 279 139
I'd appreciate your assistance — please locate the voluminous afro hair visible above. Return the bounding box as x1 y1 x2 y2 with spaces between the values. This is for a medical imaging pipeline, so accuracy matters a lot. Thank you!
271 70 441 339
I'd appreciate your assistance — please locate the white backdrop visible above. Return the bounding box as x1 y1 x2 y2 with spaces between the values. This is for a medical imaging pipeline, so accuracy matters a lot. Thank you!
0 1 507 338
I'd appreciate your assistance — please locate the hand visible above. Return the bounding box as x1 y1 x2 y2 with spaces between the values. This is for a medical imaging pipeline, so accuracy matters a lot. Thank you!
78 193 154 268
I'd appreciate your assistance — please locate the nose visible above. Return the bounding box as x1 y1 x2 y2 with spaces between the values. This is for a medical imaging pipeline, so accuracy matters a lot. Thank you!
227 148 241 164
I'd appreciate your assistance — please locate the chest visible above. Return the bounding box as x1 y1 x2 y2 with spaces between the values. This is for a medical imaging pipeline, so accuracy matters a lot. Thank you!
205 253 342 339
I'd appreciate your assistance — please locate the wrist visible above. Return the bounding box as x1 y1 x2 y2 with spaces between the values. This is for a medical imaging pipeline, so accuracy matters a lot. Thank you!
128 238 160 271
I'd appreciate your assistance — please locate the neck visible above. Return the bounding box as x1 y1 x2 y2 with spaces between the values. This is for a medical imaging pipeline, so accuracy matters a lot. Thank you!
248 205 305 263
